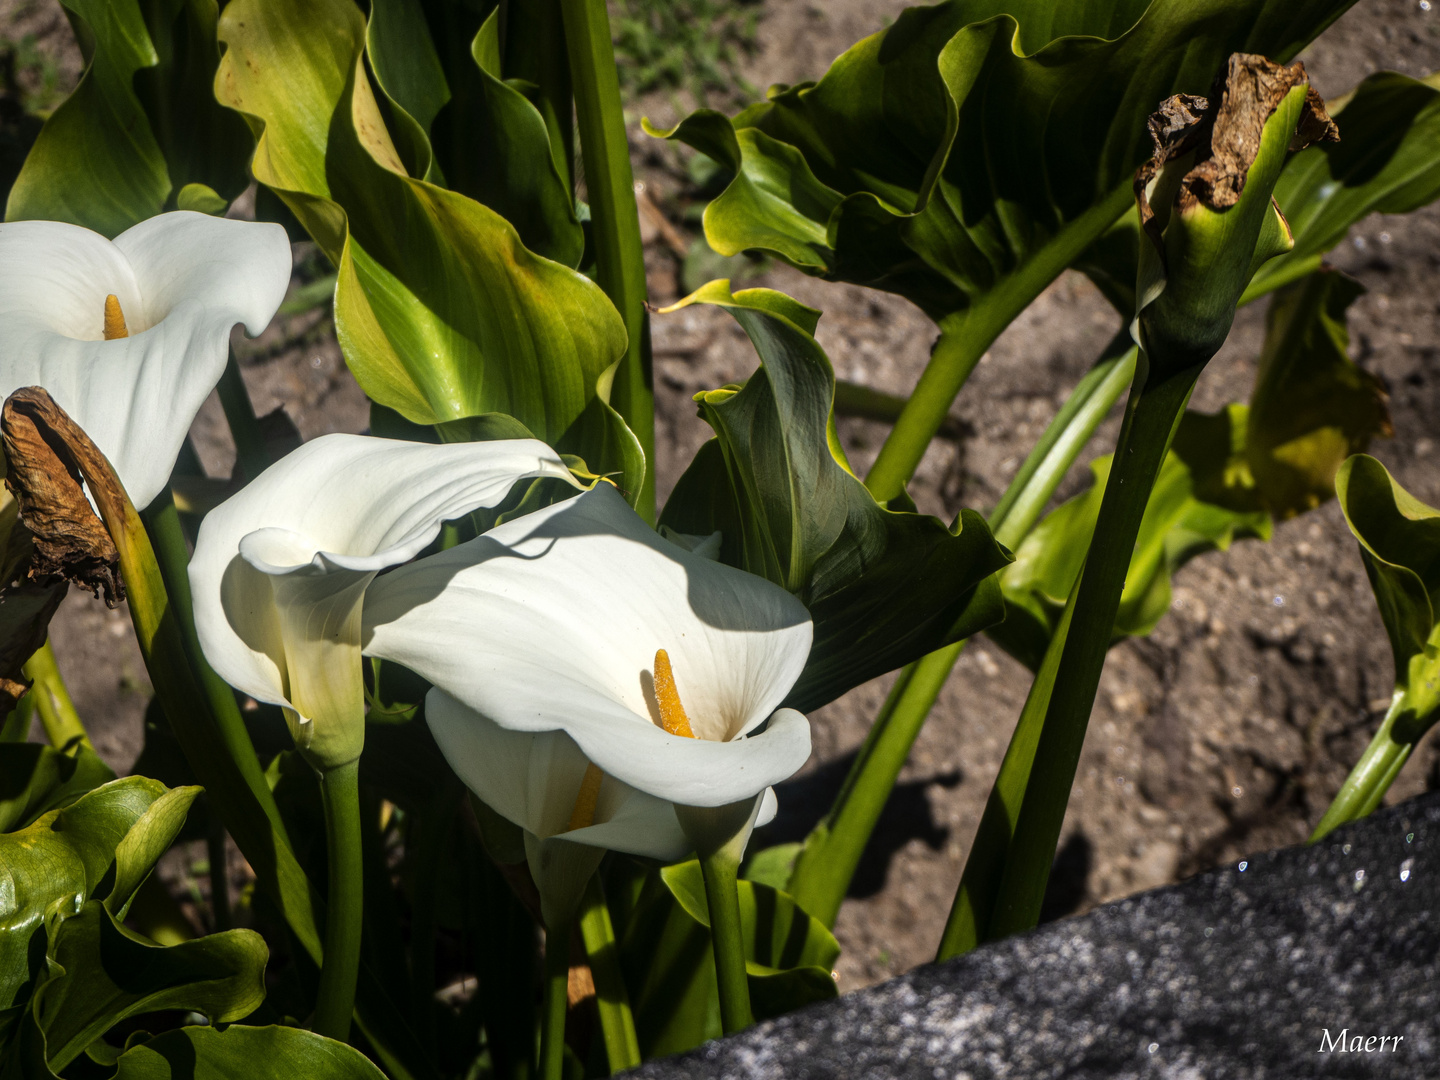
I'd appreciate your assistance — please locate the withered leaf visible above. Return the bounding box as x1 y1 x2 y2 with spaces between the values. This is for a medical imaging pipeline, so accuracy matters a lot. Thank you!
2 387 126 606
1136 53 1340 229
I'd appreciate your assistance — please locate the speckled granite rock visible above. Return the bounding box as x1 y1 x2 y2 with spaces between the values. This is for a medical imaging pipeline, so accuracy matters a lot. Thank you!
631 792 1438 1079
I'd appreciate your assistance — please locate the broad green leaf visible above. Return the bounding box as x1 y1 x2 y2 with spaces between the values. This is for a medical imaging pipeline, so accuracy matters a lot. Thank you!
650 0 1354 328
1335 455 1440 698
7 0 250 235
658 281 1009 711
992 434 1270 670
1246 270 1391 517
216 0 624 444
23 901 266 1073
0 742 114 833
0 778 197 1054
1247 71 1440 299
113 1024 388 1079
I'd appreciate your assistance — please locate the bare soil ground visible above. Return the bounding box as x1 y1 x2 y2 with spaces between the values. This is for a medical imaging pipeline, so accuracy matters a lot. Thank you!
6 0 1439 993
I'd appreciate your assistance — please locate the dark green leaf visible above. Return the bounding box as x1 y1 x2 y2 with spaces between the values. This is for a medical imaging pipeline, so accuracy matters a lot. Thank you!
112 1024 388 1079
650 0 1354 326
24 901 266 1073
0 742 114 833
657 281 1009 711
1247 71 1440 299
7 0 250 236
991 433 1270 670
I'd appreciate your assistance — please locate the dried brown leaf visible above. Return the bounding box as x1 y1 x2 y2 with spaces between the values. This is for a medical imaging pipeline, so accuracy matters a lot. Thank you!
1 387 127 606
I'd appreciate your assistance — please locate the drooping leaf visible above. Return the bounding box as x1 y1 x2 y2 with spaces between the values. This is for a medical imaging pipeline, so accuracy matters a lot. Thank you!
0 742 115 833
112 1024 389 1079
649 0 1355 334
1247 71 1440 299
991 430 1271 670
6 0 251 235
18 901 267 1074
215 0 625 446
1246 269 1391 517
0 778 198 1056
658 281 1009 711
1335 455 1440 701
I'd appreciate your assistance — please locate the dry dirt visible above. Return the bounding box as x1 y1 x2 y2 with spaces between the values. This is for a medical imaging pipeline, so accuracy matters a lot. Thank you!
5 0 1439 994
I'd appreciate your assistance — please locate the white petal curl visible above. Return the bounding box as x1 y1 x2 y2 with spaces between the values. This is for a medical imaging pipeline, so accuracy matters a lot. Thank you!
426 689 691 863
363 484 814 808
190 433 574 725
0 213 291 508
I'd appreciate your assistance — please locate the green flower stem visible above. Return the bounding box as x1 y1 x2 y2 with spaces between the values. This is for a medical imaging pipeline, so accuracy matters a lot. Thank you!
207 810 232 931
937 588 1077 959
700 842 753 1034
578 873 640 1074
539 917 572 1080
136 493 323 962
785 341 1137 928
1310 690 1420 841
313 758 364 1042
864 187 1134 505
561 0 655 521
985 359 1202 940
216 350 271 483
21 638 90 752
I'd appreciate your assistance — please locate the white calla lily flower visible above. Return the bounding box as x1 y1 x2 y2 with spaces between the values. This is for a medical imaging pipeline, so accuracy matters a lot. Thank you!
0 211 291 509
190 433 575 771
362 483 813 861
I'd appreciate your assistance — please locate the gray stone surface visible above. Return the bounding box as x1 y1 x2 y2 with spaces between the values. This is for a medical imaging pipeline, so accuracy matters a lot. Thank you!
632 792 1439 1079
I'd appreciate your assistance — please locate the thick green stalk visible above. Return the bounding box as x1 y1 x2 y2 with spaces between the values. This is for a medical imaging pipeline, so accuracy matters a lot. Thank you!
314 759 363 1042
578 873 640 1074
560 0 655 521
538 919 572 1080
22 639 90 752
937 590 1076 958
864 189 1134 504
136 494 323 962
216 351 272 483
985 358 1202 939
785 342 1137 927
207 811 232 931
1310 690 1417 841
700 844 752 1033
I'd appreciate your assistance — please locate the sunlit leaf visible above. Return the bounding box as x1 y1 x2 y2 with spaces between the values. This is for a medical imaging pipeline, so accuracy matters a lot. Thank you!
1246 269 1391 517
215 0 625 448
112 1025 388 1079
658 281 1009 711
1335 455 1440 701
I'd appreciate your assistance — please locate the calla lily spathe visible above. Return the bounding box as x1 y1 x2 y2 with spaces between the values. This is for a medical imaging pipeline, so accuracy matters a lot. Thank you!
0 211 291 509
362 483 814 854
189 433 575 771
